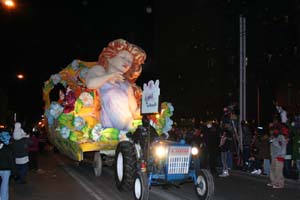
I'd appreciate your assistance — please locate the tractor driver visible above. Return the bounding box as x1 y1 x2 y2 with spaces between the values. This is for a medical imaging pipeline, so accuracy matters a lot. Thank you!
131 115 159 158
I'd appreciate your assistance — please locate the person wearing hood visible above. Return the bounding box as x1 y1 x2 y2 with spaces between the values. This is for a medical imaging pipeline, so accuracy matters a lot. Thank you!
12 122 32 184
13 122 29 140
0 130 15 200
267 123 287 189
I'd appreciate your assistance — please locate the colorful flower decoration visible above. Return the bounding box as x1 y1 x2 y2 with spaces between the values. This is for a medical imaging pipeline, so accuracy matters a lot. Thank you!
74 116 86 131
50 74 61 85
150 102 174 135
79 92 93 107
91 123 103 141
60 126 71 139
49 102 64 119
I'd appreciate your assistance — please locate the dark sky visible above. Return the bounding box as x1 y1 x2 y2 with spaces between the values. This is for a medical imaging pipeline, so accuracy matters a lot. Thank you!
1 0 300 126
0 0 154 123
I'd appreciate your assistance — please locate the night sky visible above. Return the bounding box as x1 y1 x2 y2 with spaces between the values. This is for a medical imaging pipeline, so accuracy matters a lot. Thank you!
0 0 300 126
0 0 154 124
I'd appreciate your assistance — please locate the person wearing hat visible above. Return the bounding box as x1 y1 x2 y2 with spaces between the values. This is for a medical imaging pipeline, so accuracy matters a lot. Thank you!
0 130 15 200
12 122 32 184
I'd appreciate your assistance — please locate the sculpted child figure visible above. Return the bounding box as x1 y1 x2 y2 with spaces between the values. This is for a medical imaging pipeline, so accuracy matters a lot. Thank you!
85 39 146 131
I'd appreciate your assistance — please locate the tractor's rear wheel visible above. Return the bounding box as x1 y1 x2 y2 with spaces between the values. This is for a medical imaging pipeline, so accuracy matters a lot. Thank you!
114 141 137 191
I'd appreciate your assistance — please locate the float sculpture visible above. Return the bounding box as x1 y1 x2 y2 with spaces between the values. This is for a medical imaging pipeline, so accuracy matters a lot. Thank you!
42 39 173 170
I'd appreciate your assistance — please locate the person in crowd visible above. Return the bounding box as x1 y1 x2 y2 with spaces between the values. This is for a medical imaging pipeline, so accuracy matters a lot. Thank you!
274 102 288 124
85 39 146 131
168 125 178 141
192 128 207 169
241 120 253 171
219 130 230 177
259 128 271 176
283 126 292 179
204 123 220 175
226 130 234 170
185 127 194 144
267 123 287 189
249 130 262 175
0 130 15 200
291 120 300 179
28 131 40 172
12 122 32 184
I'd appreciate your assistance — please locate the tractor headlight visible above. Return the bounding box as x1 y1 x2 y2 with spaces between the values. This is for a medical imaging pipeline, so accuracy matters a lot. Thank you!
191 147 199 155
155 145 167 158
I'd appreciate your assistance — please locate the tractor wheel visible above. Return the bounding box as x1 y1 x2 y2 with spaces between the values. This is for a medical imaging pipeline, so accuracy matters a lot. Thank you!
114 141 137 191
133 171 149 200
93 152 102 177
194 169 215 200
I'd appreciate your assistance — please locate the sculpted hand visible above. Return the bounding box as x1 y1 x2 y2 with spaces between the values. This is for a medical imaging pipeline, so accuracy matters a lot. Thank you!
108 71 125 84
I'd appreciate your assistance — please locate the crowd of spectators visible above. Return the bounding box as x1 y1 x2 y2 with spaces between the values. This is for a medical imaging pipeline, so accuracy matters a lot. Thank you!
167 105 300 185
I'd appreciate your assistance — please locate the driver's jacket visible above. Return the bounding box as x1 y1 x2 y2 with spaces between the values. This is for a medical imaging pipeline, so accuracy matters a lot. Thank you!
132 125 158 157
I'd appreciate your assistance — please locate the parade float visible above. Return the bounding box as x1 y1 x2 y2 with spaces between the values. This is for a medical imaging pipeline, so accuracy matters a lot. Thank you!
42 39 174 176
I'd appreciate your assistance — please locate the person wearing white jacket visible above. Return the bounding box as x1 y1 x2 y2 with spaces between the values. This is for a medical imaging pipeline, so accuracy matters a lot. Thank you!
12 122 32 184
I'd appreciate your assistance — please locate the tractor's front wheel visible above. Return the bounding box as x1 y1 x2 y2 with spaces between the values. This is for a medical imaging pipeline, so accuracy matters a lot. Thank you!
194 169 214 200
133 171 149 200
114 141 137 191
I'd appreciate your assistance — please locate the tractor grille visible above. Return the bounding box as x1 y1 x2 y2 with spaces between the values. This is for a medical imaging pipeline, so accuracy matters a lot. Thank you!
167 146 191 174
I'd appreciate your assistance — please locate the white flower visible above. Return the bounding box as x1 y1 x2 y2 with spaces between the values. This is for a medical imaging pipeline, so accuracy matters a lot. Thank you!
60 126 70 139
79 92 93 107
91 123 103 141
74 116 86 131
167 103 174 113
50 74 61 85
162 117 173 133
49 102 63 119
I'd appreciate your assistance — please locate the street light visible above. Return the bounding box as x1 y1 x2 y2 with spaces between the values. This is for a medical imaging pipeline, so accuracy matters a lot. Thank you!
17 73 24 79
2 0 15 9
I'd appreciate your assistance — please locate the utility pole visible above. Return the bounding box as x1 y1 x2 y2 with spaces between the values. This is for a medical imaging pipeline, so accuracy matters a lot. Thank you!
239 15 246 152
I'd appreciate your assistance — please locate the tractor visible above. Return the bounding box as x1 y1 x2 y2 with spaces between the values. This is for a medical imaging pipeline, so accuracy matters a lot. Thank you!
114 128 215 200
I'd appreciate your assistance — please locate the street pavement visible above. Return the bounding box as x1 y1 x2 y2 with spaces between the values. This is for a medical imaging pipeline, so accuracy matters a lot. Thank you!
9 150 300 200
10 151 96 200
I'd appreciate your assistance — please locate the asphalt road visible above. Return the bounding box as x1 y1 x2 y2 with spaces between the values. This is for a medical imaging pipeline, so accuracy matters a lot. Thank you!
10 151 300 200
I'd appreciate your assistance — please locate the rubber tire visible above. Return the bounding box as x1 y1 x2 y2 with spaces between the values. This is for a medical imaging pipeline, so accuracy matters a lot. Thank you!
114 141 137 191
133 171 149 200
93 152 102 177
194 169 215 200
